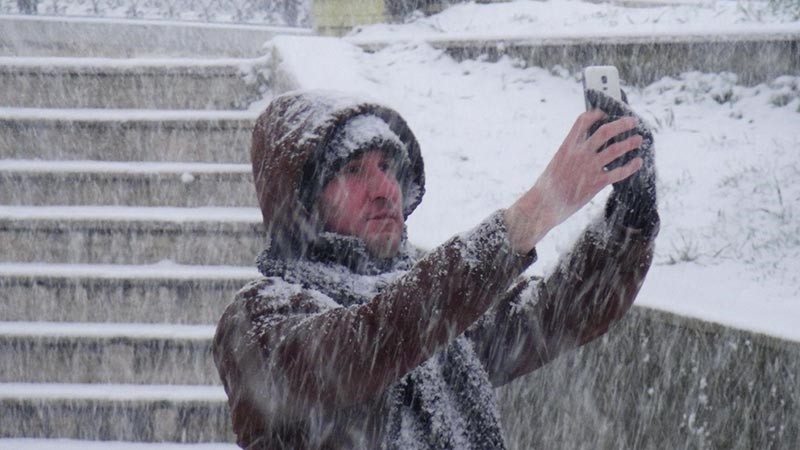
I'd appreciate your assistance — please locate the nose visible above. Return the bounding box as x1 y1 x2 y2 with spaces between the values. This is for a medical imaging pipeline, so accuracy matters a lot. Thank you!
366 164 401 203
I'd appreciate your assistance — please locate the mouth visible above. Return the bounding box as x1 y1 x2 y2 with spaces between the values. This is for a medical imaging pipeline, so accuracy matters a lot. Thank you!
368 212 401 223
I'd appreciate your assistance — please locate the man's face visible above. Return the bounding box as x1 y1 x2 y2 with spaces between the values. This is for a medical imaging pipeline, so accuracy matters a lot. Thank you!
317 150 404 259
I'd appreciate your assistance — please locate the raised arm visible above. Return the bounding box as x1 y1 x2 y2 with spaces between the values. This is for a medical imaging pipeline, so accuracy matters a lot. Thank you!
504 108 643 255
469 91 660 386
468 216 656 386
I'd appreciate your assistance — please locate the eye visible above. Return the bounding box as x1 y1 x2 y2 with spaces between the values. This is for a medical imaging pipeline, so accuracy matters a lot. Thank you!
342 163 361 176
379 159 398 175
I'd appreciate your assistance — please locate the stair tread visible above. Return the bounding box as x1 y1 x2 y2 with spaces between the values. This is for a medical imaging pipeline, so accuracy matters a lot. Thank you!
0 13 307 31
0 55 268 68
0 205 261 222
0 321 215 340
0 160 251 174
0 107 259 121
0 382 225 400
0 438 237 449
346 23 800 48
0 262 259 279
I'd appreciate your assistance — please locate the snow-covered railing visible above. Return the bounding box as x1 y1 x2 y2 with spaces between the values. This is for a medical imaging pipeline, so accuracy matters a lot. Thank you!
0 0 312 26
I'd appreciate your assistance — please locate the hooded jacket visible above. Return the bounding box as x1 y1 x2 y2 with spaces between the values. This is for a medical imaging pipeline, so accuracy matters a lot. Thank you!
213 90 658 450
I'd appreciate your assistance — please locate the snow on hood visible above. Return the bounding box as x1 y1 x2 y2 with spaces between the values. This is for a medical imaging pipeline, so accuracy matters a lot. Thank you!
251 90 425 260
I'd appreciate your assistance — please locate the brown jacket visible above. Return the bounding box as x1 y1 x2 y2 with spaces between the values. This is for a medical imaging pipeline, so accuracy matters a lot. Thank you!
213 91 658 449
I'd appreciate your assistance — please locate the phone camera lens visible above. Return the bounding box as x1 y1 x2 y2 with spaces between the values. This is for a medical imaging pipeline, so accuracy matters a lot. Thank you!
601 75 608 83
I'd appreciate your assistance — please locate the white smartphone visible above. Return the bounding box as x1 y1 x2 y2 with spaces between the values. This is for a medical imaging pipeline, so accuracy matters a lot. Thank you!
583 65 622 109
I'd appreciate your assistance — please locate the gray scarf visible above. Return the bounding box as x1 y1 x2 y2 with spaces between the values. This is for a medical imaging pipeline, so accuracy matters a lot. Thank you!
256 234 507 450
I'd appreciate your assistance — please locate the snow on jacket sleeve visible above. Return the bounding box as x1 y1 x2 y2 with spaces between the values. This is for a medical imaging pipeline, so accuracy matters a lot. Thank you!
213 211 535 439
466 216 658 387
213 277 347 448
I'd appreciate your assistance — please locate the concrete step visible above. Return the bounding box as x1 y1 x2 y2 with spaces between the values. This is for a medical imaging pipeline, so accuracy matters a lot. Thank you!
0 15 311 58
0 108 256 162
0 206 265 265
0 383 232 442
0 438 238 449
0 57 268 110
0 322 218 385
0 160 256 207
0 263 258 324
351 27 800 86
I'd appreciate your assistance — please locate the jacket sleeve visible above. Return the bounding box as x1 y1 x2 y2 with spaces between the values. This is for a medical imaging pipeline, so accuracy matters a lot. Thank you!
213 211 535 433
466 214 658 387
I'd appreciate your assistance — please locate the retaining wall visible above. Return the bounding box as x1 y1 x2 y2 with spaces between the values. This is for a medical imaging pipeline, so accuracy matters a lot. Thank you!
354 31 800 86
499 305 800 450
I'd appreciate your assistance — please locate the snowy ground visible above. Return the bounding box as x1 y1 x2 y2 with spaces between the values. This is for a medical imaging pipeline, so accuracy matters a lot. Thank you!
270 0 800 342
350 0 800 40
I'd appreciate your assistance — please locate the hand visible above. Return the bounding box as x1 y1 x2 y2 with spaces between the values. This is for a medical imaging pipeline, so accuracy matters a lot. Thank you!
585 89 659 234
537 110 644 224
505 110 643 254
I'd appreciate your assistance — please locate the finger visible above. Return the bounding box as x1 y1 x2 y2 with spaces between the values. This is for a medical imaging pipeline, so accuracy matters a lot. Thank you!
586 116 637 152
566 109 606 146
605 157 643 184
598 134 643 167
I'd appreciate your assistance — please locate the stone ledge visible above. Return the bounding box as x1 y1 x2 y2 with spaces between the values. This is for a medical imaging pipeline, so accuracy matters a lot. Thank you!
0 329 218 385
0 116 255 162
0 216 266 265
0 389 233 442
0 170 258 207
0 270 253 324
353 30 800 86
0 65 261 110
499 304 800 449
0 15 311 58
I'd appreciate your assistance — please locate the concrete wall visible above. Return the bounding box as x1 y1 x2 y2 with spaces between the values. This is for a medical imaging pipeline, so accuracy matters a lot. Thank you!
0 15 310 57
353 32 800 86
440 34 800 87
499 305 800 450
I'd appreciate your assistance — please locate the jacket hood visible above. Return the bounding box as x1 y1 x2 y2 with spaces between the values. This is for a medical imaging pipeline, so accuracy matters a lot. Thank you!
251 90 426 260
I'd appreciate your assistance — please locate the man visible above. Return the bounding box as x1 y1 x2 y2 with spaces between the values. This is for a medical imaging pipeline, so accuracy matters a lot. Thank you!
213 89 658 449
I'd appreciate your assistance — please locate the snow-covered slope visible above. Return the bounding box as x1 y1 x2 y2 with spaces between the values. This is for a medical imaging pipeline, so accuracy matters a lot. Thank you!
268 0 800 341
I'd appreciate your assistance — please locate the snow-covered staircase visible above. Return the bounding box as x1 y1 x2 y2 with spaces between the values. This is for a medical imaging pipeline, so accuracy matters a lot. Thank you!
0 58 264 110
0 15 309 445
0 109 254 162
